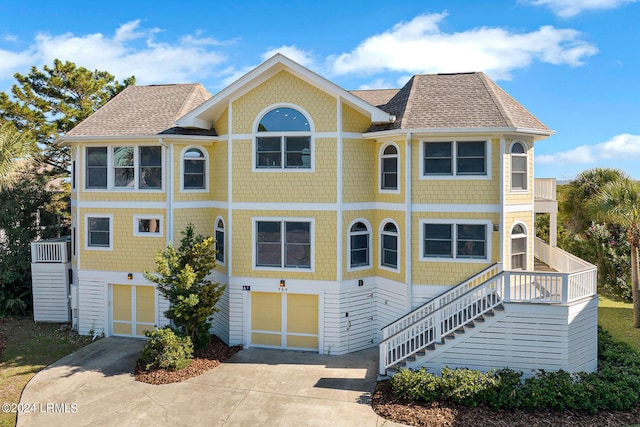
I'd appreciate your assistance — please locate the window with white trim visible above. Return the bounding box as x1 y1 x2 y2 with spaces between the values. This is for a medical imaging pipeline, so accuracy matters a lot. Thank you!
256 107 311 169
215 218 225 264
85 146 162 190
349 221 370 269
422 222 488 260
380 144 398 191
86 215 112 250
423 140 487 176
510 142 528 191
511 224 527 270
380 221 398 269
256 220 311 268
183 148 206 189
134 216 162 237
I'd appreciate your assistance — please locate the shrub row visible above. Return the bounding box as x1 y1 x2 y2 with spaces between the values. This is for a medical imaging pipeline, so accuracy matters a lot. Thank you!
391 327 640 413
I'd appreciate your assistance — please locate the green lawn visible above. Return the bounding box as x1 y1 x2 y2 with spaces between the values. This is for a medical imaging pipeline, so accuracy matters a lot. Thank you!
0 317 93 427
598 294 640 352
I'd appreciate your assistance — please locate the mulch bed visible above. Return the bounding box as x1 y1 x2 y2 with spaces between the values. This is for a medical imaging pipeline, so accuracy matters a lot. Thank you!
372 380 640 427
134 335 241 385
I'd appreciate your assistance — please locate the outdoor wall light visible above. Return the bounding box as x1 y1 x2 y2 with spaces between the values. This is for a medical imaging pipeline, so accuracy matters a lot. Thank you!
493 224 500 232
280 279 286 287
127 273 133 280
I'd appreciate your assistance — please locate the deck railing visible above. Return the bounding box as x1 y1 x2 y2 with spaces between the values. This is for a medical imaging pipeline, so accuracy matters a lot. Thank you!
379 243 597 374
534 178 557 201
30 238 71 263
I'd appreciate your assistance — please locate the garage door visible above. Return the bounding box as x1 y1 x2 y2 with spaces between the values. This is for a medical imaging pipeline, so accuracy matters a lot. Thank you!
112 285 156 337
251 292 318 350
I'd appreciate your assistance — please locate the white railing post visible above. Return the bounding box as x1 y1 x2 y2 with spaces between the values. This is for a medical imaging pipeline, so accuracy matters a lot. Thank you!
502 272 510 303
379 344 387 375
562 275 569 304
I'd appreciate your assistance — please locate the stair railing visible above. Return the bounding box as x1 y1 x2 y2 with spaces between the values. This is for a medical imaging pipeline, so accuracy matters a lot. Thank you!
379 269 506 375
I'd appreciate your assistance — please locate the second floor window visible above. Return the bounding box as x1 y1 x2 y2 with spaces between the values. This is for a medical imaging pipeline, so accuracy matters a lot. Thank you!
511 142 528 191
423 140 487 177
183 148 206 190
256 220 311 269
256 107 311 169
349 221 370 269
380 145 398 191
86 146 162 190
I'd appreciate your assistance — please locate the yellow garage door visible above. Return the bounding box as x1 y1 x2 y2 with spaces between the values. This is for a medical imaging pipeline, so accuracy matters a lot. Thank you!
251 292 318 350
112 285 156 337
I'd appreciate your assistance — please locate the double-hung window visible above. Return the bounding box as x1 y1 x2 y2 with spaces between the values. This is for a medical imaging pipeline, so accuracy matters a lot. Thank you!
256 220 311 269
86 215 112 250
422 222 488 261
349 221 370 269
510 142 528 191
423 140 487 177
183 148 206 190
380 145 398 191
85 146 162 190
380 222 398 269
215 218 225 264
255 107 311 169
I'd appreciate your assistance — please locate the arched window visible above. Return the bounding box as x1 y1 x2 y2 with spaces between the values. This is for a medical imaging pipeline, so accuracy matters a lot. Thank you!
380 221 398 269
349 221 370 268
511 224 527 270
256 107 311 169
183 148 206 189
511 142 527 191
380 144 398 191
215 218 225 264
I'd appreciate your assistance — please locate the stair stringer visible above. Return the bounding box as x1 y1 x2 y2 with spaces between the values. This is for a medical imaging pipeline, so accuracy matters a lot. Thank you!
402 308 509 373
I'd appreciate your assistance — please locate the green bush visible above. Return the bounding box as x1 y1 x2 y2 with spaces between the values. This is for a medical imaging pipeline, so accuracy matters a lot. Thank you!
389 327 640 413
140 327 194 371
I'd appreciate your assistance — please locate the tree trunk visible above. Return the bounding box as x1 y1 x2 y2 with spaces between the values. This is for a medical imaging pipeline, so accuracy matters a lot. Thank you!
632 245 640 328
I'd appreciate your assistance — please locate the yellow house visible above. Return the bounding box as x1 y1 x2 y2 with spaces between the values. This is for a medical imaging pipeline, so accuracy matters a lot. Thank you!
33 54 597 376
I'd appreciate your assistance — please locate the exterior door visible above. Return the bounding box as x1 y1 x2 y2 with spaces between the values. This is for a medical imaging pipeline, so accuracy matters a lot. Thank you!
251 292 319 351
346 290 375 352
112 284 156 337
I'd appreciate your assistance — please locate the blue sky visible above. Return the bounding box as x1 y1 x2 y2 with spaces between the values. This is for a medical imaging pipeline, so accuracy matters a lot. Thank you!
0 0 638 180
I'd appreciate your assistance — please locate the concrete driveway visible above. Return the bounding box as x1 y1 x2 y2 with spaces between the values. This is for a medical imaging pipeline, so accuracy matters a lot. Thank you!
17 338 405 426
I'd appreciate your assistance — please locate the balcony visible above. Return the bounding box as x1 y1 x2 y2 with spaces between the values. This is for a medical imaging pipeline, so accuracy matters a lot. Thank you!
534 178 559 247
30 237 71 263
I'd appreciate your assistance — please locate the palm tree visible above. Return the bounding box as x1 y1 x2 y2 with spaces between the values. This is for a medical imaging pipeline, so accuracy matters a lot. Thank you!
0 122 35 190
589 178 640 327
563 168 628 234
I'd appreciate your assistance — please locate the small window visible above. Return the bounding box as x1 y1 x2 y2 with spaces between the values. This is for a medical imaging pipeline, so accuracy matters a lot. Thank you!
86 147 108 189
87 216 111 250
381 222 398 269
423 224 453 258
349 221 370 269
215 219 225 264
134 216 163 237
511 224 527 270
72 160 76 190
511 142 528 191
380 145 398 191
256 220 311 269
183 148 206 189
256 107 311 170
457 224 486 259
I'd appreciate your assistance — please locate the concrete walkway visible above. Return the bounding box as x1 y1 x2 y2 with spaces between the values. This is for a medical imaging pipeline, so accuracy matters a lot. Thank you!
17 338 405 426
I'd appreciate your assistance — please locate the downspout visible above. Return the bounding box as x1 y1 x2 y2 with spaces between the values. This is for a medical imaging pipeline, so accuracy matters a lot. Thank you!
159 137 172 246
405 132 412 311
500 137 505 270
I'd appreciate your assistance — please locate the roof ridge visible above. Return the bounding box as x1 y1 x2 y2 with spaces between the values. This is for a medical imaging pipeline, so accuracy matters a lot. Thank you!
400 76 417 128
476 72 514 128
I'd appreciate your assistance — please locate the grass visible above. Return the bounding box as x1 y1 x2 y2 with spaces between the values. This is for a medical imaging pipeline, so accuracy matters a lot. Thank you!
598 294 640 352
0 317 94 427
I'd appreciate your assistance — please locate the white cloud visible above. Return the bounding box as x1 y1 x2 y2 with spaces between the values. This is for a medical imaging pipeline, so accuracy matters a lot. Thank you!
330 13 598 80
524 0 638 18
0 20 231 86
261 45 316 68
537 134 640 164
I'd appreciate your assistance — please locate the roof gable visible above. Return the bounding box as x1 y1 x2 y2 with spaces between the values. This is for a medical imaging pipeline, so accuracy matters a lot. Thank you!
176 54 394 129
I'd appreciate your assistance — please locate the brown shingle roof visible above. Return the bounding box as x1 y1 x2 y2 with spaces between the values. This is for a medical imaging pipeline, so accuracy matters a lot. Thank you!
365 72 550 133
349 89 399 108
65 84 213 137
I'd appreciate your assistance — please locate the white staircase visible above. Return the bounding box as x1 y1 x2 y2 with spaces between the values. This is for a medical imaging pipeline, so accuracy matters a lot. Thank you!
378 263 506 376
